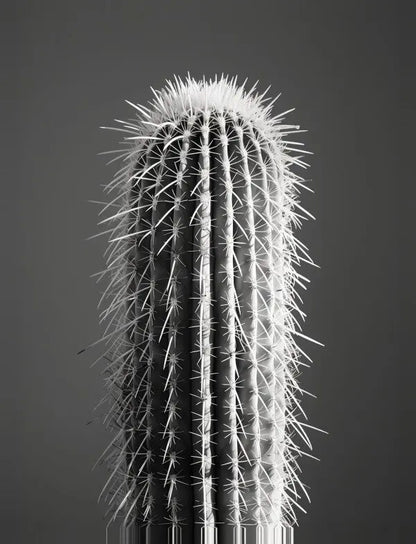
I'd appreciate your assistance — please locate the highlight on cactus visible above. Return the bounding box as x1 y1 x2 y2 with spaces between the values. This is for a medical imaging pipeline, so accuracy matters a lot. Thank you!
94 75 319 544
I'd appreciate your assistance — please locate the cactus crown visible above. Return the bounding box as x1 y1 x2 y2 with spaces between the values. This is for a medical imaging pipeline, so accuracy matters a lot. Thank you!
96 75 315 542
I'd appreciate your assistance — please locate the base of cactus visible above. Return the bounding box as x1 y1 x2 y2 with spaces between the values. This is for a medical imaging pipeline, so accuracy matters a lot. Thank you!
115 523 294 544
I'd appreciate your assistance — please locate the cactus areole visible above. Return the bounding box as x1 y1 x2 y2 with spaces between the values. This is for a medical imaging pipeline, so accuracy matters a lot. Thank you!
97 76 316 544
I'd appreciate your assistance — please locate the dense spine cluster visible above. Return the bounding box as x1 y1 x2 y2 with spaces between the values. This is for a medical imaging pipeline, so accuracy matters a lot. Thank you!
96 76 316 544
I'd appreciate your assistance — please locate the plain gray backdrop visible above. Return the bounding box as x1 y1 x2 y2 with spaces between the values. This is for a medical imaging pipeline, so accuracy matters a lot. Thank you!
3 1 414 543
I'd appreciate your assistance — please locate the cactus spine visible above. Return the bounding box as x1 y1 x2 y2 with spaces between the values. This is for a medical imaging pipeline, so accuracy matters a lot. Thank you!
97 76 315 544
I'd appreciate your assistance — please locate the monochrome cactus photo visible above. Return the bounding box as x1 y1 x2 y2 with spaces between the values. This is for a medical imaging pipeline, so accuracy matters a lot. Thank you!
96 75 317 544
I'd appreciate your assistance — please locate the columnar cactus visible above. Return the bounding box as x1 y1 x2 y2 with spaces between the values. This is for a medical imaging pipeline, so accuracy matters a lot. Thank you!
96 76 316 544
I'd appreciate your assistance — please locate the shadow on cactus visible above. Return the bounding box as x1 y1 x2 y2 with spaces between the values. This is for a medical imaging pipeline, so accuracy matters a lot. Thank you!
94 75 321 544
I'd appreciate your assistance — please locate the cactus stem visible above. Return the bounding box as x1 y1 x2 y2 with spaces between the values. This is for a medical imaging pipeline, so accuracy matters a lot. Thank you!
95 76 318 542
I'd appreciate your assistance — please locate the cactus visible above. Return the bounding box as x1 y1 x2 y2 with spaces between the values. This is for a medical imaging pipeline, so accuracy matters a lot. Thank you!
96 76 316 544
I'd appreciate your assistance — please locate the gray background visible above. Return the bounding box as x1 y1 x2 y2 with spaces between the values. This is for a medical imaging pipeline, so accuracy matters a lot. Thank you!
2 1 414 543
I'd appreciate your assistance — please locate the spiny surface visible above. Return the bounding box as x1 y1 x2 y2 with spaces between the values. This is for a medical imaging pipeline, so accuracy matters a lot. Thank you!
95 75 316 543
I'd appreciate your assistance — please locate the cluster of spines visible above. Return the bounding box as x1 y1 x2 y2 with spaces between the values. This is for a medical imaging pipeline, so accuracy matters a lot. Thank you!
94 76 318 542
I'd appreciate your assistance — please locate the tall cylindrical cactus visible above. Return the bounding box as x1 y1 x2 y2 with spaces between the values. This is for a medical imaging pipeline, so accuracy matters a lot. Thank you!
96 76 315 544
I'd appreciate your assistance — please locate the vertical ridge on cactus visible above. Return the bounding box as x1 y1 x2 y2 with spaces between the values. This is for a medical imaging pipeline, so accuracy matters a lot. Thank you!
96 75 316 544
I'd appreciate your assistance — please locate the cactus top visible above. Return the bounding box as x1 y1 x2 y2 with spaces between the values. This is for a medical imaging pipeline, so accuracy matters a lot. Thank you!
135 76 296 142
